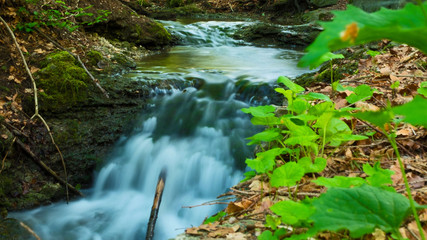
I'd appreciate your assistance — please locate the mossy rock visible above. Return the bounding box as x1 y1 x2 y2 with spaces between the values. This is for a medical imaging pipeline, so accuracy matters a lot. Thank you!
36 51 89 112
86 50 103 66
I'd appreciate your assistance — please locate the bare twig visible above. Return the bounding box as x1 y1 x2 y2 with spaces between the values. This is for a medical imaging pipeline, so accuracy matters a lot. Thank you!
0 16 71 202
15 138 83 196
358 119 417 158
36 29 110 98
20 222 41 240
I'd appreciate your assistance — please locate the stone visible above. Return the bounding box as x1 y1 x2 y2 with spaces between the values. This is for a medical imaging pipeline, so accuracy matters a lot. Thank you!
309 0 338 7
78 0 172 49
351 0 410 12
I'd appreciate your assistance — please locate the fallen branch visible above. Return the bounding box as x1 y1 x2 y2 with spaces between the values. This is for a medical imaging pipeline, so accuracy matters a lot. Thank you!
146 169 167 240
0 16 71 202
36 29 110 98
20 221 41 240
15 138 83 197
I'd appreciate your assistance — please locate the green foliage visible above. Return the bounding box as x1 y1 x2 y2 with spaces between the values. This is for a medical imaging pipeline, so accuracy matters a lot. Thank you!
311 185 412 238
17 1 111 32
298 2 427 68
243 3 427 240
418 81 427 97
203 211 226 224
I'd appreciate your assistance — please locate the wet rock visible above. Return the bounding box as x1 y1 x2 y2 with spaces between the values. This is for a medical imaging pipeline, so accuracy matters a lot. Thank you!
233 22 321 48
309 0 338 8
78 0 172 49
352 0 410 12
0 218 35 240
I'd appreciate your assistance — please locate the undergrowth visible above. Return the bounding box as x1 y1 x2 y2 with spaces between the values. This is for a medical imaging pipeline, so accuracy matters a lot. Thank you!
238 2 427 240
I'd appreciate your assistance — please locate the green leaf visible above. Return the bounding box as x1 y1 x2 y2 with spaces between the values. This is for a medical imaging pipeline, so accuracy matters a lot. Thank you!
418 81 427 97
313 176 366 188
270 200 314 225
364 162 394 190
242 105 276 117
307 51 344 70
346 84 374 104
250 116 280 126
289 98 310 114
265 215 281 230
277 76 305 93
246 148 284 173
366 50 381 57
247 128 281 145
311 185 413 237
241 171 256 182
308 102 334 116
298 3 427 68
258 230 278 240
353 110 393 129
270 162 305 187
298 157 326 174
392 95 427 128
204 211 226 224
301 92 332 102
390 81 400 90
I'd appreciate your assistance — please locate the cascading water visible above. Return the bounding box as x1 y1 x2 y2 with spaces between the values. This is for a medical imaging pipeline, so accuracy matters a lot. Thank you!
11 20 312 239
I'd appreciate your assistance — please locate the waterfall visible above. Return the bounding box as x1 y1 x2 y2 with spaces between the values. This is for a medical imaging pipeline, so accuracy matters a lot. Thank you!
11 20 311 240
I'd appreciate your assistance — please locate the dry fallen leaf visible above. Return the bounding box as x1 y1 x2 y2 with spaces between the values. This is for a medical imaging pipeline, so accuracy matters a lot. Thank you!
1 134 8 140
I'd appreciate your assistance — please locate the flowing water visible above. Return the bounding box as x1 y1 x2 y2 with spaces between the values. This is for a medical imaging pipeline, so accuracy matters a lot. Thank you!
12 20 311 239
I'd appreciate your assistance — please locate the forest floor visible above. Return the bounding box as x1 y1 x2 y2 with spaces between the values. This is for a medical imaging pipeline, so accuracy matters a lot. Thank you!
177 43 427 239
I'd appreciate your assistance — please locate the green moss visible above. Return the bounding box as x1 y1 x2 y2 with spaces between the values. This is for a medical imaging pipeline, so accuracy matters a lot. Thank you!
86 50 103 66
149 21 172 41
37 51 89 112
316 67 343 83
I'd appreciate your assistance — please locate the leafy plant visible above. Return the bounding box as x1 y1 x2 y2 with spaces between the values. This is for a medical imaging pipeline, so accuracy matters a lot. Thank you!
244 2 427 239
17 1 111 32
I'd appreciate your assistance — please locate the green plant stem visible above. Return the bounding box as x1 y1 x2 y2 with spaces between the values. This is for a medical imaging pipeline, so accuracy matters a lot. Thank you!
416 0 427 24
388 134 425 240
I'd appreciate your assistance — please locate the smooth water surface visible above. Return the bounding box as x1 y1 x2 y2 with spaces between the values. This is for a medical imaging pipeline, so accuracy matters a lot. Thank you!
12 20 311 240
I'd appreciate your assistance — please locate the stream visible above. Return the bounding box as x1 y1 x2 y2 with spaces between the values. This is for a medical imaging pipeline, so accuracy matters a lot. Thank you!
12 20 311 240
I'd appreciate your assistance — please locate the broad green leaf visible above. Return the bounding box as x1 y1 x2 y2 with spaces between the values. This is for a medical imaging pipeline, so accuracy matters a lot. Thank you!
242 105 275 117
313 176 366 188
250 116 280 126
246 148 284 173
346 84 374 104
353 110 393 129
277 76 305 93
265 215 281 230
298 3 427 68
301 92 332 102
307 51 344 69
418 81 427 97
270 200 314 225
364 162 395 191
298 157 327 174
392 95 427 128
289 98 310 114
270 162 305 187
311 185 413 237
258 230 277 240
308 102 334 116
247 128 281 145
